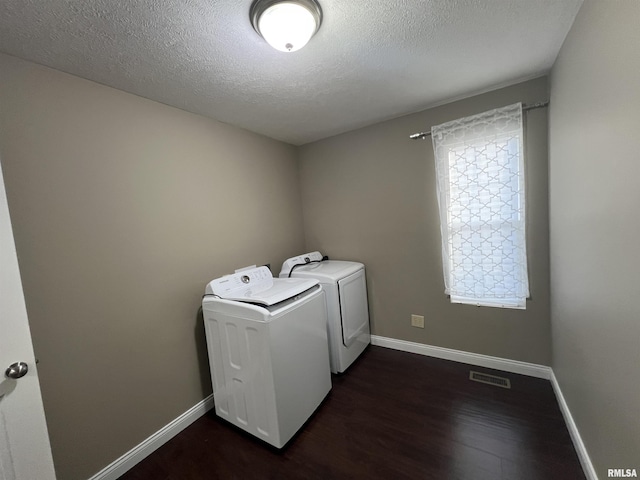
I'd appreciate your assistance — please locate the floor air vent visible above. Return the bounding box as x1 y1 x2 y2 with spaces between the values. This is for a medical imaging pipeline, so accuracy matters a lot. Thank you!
469 371 511 389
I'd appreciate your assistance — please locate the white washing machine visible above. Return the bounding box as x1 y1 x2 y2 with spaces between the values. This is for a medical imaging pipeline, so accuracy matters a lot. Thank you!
280 252 370 374
202 266 331 448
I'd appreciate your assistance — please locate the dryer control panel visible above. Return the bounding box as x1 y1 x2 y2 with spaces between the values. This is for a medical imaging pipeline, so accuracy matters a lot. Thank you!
280 251 324 276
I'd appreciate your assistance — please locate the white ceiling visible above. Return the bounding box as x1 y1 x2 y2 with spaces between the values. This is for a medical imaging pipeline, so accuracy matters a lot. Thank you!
0 0 582 145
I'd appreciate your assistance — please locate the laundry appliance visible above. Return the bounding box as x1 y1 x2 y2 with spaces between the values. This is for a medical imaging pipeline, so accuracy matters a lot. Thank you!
202 266 331 448
280 252 370 373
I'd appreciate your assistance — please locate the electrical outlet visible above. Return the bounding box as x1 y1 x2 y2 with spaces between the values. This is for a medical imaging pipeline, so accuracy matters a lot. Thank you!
411 314 425 328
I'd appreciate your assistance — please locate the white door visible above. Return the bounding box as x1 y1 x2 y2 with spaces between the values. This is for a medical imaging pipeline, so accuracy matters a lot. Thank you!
0 159 56 480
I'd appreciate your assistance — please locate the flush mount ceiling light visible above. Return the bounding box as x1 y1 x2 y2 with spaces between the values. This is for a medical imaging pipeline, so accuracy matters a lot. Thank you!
250 0 322 53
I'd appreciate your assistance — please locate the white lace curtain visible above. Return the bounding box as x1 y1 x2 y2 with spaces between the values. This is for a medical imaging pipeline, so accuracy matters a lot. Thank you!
431 103 529 309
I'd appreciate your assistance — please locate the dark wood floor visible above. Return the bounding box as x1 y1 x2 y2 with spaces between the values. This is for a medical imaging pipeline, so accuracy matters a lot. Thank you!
119 346 585 480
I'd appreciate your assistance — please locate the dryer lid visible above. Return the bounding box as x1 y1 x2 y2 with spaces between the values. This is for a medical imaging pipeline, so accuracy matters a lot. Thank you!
205 266 319 306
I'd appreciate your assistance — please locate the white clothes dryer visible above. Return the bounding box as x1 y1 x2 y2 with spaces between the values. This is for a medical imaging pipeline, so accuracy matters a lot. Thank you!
280 252 370 374
202 266 331 448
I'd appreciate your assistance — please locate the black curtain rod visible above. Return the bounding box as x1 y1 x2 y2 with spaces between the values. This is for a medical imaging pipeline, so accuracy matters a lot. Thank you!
409 101 550 140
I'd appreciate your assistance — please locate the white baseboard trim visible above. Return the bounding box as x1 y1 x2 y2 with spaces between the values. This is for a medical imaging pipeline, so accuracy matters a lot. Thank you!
550 371 599 480
88 394 214 480
370 335 551 379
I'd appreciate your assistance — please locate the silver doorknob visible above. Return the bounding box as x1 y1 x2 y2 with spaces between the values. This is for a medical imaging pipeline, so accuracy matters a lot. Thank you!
5 362 28 379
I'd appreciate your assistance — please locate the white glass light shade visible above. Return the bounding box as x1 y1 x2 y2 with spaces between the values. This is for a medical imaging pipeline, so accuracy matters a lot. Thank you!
257 2 318 52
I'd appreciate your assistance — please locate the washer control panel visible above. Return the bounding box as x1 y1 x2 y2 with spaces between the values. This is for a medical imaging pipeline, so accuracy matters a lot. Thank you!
206 266 273 297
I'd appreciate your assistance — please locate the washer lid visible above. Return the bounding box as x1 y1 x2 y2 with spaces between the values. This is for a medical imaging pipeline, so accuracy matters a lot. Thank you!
205 266 319 306
281 260 364 282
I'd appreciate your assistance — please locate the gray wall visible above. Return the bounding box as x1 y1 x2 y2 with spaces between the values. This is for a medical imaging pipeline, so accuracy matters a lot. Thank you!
549 1 640 477
299 77 551 365
0 53 305 480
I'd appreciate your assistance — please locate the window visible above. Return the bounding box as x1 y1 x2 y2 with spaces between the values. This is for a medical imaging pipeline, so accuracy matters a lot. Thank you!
431 103 529 309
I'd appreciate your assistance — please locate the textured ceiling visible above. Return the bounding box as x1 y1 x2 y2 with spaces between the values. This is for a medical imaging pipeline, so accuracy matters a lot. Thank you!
0 0 582 145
